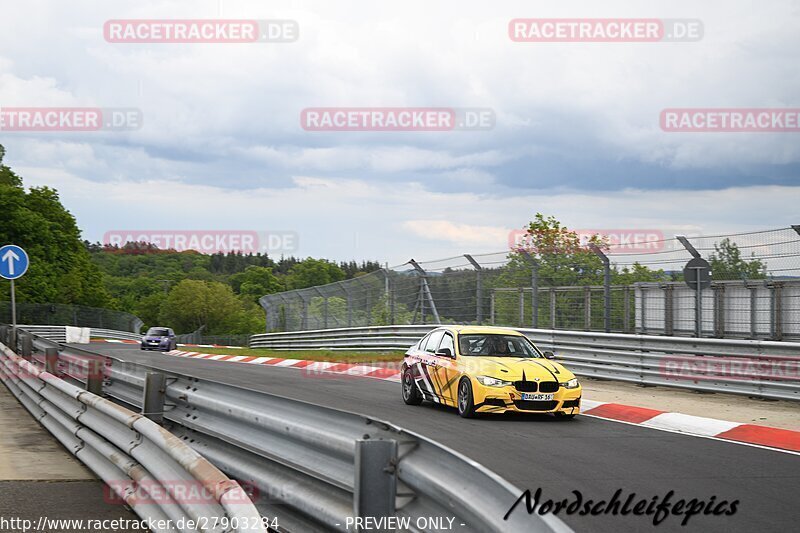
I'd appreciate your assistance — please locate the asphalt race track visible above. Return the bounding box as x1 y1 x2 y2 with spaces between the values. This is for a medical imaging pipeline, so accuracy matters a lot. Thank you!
73 344 800 533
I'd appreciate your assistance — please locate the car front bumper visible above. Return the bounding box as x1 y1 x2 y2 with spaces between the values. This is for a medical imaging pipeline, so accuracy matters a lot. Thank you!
471 380 582 415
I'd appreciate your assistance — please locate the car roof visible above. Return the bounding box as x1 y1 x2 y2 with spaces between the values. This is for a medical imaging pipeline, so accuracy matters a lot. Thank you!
433 325 524 336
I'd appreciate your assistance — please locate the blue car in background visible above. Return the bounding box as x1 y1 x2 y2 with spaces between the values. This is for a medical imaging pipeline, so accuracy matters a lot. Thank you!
141 327 177 351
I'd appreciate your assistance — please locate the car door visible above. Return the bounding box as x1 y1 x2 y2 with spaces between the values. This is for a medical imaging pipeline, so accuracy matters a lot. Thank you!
418 329 445 402
434 331 459 404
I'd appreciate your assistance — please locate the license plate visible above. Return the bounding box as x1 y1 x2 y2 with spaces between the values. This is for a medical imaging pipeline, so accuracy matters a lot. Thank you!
522 393 554 401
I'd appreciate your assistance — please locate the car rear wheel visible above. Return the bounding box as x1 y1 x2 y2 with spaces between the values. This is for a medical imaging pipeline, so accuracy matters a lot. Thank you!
402 367 423 405
457 378 476 418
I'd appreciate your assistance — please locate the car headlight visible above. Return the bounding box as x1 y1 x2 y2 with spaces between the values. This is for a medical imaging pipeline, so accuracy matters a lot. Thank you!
477 375 513 387
560 378 580 389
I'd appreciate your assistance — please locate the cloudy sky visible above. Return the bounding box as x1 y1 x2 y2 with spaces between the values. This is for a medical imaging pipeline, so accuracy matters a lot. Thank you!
1 0 798 265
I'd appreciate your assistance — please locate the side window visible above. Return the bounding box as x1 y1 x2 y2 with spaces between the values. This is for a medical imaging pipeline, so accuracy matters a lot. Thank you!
417 334 431 351
425 330 445 353
438 333 455 355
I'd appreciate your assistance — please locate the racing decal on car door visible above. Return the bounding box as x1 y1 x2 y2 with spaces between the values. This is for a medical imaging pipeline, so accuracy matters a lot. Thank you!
414 361 440 403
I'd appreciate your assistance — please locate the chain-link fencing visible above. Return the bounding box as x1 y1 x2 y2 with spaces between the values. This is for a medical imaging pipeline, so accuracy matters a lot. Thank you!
260 226 800 341
0 301 143 333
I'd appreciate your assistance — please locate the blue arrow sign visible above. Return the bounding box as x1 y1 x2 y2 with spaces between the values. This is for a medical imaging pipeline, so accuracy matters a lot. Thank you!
0 245 29 280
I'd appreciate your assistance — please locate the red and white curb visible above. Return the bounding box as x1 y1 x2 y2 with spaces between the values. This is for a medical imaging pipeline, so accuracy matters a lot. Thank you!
92 339 243 349
159 348 800 455
581 400 800 455
167 349 402 381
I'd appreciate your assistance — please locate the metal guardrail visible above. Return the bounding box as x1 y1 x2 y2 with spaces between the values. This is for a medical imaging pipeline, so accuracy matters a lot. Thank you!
0 328 265 533
10 325 143 343
7 325 569 533
92 328 143 341
250 325 800 402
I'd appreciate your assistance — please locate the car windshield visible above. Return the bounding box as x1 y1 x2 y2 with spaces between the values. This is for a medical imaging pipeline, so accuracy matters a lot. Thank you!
146 328 169 336
458 334 542 358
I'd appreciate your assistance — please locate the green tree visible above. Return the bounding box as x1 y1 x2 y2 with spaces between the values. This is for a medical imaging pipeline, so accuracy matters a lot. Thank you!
286 258 346 290
709 238 766 280
229 266 283 301
0 144 111 306
158 279 258 334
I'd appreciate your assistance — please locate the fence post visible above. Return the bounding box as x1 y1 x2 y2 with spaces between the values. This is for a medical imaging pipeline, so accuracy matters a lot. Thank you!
550 288 556 329
354 439 397 525
142 372 166 425
588 243 611 333
663 284 674 336
519 251 539 328
677 235 705 338
623 286 631 333
300 294 309 330
713 284 725 338
464 255 483 325
772 282 784 341
749 283 758 338
490 291 495 325
409 260 440 324
583 287 591 331
518 287 525 326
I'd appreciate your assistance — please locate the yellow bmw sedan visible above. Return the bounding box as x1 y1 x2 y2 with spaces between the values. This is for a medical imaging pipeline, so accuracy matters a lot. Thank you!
401 326 582 418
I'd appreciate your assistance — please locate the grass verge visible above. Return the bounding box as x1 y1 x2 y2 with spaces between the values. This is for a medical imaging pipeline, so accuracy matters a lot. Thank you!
176 345 405 363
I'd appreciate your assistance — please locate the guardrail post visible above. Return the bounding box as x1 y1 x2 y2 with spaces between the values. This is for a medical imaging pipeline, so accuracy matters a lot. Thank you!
20 332 33 359
44 347 59 375
142 372 167 425
354 439 397 529
8 327 17 351
85 358 104 395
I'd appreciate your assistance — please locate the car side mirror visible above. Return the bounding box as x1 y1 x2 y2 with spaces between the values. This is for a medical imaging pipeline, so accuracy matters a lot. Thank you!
435 347 454 358
543 351 555 360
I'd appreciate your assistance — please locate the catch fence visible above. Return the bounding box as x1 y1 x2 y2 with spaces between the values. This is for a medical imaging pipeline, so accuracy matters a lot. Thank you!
260 226 800 341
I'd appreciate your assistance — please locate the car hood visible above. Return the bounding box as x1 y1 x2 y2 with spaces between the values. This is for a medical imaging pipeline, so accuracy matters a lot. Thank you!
143 336 167 341
460 357 575 382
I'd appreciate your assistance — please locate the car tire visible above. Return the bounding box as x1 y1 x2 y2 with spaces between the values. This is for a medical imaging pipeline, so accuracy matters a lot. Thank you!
402 367 423 405
457 378 476 418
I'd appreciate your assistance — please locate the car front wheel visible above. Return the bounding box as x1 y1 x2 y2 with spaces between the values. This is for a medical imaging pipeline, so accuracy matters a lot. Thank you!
457 378 476 418
402 367 423 405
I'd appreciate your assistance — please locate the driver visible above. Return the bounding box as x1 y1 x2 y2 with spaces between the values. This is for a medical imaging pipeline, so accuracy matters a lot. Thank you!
493 337 510 355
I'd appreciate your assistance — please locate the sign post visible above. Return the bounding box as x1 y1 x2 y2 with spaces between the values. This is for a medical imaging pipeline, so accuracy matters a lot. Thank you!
683 257 712 337
0 245 30 331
